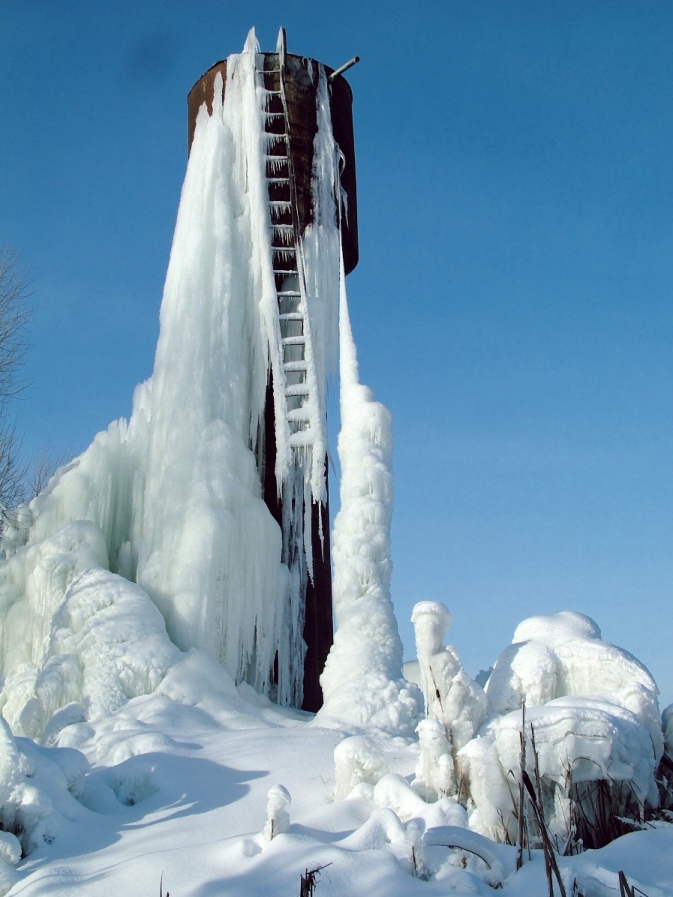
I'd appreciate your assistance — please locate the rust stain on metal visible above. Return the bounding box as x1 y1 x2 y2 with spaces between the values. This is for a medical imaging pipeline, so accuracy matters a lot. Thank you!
187 53 359 274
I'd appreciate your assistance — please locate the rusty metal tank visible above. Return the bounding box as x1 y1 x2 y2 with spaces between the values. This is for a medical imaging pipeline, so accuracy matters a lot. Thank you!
187 52 359 275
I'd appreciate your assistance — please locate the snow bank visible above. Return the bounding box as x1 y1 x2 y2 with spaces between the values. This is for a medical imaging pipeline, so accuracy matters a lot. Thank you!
0 714 97 895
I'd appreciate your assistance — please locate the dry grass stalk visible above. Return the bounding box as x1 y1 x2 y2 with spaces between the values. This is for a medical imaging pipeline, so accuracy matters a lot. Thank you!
300 863 331 897
521 727 566 897
516 701 528 870
618 869 650 897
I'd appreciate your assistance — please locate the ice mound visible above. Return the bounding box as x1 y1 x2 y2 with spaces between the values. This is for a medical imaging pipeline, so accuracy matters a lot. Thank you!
0 520 181 738
486 610 659 717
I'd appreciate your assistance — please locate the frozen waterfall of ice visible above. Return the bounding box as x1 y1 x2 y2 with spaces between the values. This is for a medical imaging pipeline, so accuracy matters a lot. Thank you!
0 31 404 732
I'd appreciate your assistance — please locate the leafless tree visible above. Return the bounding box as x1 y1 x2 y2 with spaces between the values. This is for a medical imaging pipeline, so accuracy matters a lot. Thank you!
0 247 31 524
27 444 71 499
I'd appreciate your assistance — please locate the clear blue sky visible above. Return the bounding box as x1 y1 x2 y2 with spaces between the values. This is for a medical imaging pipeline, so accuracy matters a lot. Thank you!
2 2 672 703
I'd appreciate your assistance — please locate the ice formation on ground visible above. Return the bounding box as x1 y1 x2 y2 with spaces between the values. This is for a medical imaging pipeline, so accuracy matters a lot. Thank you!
0 31 406 730
0 714 97 897
333 734 388 799
264 784 291 840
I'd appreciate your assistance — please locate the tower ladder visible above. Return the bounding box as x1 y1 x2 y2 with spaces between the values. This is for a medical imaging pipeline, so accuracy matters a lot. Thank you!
258 42 315 448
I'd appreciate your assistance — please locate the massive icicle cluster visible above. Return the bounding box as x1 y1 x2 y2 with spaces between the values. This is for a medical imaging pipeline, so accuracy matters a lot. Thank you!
0 31 407 732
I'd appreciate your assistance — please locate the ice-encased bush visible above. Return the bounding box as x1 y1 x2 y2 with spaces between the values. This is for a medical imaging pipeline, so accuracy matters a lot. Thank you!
415 719 454 801
663 704 673 759
458 611 664 847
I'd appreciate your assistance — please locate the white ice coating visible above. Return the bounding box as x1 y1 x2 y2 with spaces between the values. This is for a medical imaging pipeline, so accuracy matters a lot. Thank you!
333 734 388 800
298 63 341 498
0 30 396 727
316 271 421 734
415 718 454 800
411 601 487 753
263 783 291 840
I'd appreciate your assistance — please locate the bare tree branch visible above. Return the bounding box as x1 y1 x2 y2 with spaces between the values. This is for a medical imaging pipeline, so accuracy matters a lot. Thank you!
0 247 31 401
0 247 32 528
27 444 71 499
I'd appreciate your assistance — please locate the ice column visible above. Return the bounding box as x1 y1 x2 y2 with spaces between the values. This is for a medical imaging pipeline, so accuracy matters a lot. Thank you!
316 270 420 733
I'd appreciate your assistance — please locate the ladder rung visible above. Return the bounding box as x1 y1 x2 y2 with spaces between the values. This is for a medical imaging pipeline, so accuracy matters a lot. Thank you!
283 365 307 374
277 290 300 296
281 336 305 345
279 312 303 321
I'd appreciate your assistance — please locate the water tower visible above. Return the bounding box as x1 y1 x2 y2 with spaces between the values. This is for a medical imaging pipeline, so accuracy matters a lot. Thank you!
186 30 359 710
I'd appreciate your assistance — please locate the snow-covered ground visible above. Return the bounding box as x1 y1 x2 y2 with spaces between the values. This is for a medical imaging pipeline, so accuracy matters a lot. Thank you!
0 31 671 897
3 650 673 897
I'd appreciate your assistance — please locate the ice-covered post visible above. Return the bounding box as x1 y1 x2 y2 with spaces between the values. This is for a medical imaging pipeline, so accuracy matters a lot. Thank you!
264 784 291 840
411 601 452 722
